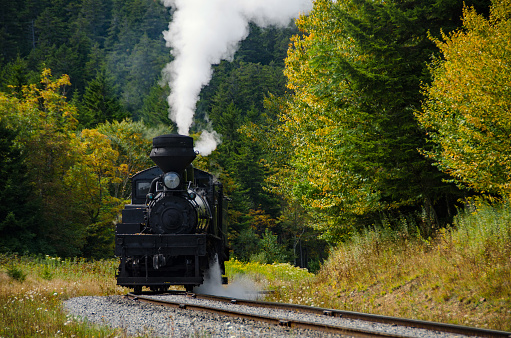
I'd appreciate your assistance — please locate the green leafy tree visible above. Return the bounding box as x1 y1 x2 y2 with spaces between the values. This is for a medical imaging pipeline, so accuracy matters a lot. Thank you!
0 69 85 256
231 227 260 262
65 120 153 258
417 0 511 196
268 0 489 240
96 119 153 199
64 129 121 259
252 229 289 264
0 56 31 96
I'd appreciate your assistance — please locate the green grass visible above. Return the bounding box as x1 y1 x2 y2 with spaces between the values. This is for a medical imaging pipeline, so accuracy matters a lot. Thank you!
226 258 314 283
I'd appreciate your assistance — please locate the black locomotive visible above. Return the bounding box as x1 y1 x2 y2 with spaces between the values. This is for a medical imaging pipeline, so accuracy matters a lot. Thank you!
115 134 228 293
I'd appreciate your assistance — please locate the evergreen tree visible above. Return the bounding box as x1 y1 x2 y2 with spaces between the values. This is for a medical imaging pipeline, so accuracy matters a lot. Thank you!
0 56 30 95
0 121 41 254
122 33 169 111
80 72 128 128
0 0 29 61
33 0 73 48
75 0 110 47
235 23 298 66
138 81 175 127
104 0 170 113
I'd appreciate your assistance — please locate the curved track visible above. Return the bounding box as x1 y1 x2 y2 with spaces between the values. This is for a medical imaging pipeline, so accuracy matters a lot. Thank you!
126 291 511 338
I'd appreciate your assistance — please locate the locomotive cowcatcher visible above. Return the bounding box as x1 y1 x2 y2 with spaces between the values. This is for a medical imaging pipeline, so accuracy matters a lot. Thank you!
115 134 228 293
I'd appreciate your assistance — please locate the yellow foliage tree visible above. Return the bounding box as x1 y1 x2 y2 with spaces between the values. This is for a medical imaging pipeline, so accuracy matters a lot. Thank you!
64 129 124 258
0 69 154 257
96 119 153 199
65 122 153 258
65 129 121 225
276 0 377 235
0 69 85 256
417 0 511 196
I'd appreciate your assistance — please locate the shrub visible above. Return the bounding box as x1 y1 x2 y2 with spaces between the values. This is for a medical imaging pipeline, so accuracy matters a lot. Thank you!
7 264 26 282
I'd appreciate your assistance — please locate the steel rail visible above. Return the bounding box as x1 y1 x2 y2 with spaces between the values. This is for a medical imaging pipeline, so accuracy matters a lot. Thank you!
179 292 510 338
185 292 511 338
126 293 406 337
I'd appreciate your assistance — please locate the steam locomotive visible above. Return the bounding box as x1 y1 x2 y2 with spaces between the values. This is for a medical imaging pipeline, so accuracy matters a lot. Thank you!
115 134 228 293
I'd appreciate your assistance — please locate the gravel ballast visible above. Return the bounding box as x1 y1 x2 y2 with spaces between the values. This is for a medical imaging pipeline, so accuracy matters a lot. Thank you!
64 295 475 337
64 296 338 337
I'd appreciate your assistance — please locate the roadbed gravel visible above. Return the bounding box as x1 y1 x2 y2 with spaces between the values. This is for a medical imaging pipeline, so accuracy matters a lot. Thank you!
64 295 476 337
64 295 340 337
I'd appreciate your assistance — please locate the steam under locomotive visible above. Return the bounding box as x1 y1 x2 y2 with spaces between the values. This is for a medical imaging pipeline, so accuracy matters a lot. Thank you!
115 134 228 293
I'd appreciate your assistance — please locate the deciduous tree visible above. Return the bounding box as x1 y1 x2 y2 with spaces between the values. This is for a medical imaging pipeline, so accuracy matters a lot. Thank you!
96 119 153 199
65 129 121 258
417 0 511 196
0 69 85 256
268 0 485 240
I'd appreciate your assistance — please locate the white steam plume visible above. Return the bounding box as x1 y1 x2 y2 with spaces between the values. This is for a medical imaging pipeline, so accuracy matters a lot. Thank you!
161 0 313 153
194 129 221 156
194 256 262 300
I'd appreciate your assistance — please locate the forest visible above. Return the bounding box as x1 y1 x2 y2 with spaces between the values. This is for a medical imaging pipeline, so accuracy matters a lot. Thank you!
1 0 510 269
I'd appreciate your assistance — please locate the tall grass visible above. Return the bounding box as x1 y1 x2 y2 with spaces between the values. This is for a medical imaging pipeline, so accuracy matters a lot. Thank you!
266 199 511 331
0 254 134 337
451 198 511 261
445 198 511 307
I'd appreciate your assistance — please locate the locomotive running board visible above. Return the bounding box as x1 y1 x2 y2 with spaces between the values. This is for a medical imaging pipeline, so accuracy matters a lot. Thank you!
115 234 207 256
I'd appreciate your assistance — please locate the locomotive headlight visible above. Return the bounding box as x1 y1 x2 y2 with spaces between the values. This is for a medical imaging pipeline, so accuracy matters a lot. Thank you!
163 172 180 189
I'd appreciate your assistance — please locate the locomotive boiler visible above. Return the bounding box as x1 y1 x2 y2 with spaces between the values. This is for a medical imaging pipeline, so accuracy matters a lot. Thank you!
115 134 228 293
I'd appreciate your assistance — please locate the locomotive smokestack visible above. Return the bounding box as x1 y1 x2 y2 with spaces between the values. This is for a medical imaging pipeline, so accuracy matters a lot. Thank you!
150 134 196 173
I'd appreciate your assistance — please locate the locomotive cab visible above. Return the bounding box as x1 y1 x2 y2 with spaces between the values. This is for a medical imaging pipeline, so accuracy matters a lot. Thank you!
115 134 228 293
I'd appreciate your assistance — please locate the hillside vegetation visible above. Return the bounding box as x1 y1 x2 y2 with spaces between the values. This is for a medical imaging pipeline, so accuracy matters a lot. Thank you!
267 198 511 331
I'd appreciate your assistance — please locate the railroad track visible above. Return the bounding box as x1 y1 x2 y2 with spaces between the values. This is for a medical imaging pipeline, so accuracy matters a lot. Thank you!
126 291 511 338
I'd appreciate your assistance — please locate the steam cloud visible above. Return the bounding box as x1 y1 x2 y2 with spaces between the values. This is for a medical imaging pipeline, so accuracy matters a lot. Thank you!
194 256 261 300
160 0 313 155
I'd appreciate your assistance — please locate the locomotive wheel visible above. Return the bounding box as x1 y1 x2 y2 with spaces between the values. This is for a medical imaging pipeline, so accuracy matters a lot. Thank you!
185 285 194 293
133 286 142 294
